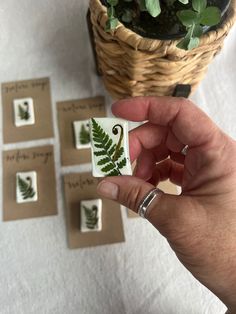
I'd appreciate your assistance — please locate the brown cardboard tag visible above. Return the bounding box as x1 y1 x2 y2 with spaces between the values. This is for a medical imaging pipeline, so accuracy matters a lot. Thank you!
127 180 178 218
63 172 125 249
57 96 106 166
3 145 57 221
2 78 54 143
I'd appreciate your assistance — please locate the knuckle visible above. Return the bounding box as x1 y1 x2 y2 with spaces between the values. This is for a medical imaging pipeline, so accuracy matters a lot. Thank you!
125 185 144 212
179 97 192 107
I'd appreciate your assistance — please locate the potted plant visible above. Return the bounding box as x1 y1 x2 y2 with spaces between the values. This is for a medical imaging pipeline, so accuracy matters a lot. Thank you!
88 0 236 99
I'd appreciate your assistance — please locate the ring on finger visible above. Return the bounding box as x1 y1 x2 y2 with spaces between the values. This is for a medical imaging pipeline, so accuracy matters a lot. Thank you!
181 145 189 156
138 188 164 219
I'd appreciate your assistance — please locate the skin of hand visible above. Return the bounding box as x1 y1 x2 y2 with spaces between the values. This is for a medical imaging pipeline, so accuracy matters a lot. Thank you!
96 97 236 312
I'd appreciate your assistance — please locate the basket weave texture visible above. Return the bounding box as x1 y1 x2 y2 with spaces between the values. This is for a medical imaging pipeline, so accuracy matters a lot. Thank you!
89 0 236 99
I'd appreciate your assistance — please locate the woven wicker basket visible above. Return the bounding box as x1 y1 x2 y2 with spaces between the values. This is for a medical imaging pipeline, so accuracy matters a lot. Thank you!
89 0 236 99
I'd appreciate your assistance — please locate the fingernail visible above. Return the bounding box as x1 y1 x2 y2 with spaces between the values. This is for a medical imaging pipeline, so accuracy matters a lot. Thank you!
97 181 119 200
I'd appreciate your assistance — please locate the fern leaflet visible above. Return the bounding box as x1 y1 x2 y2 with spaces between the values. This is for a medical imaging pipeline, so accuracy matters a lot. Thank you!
79 123 90 145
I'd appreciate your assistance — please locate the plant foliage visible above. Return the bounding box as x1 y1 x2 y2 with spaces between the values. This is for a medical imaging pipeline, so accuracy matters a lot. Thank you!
105 0 221 50
79 123 90 145
18 102 30 120
83 204 99 229
91 118 127 176
17 176 35 200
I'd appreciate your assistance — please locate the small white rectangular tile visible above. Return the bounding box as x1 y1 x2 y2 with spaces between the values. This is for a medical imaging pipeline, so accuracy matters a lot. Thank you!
16 171 38 203
13 98 35 127
73 120 91 149
80 199 102 232
90 117 132 177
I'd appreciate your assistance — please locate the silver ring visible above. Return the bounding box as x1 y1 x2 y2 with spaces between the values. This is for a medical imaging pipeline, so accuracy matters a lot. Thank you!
138 188 163 219
181 145 189 156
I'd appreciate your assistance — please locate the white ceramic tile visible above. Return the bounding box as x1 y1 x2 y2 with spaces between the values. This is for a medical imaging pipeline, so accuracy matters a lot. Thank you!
80 199 102 232
13 98 35 127
73 119 91 149
16 171 38 203
90 117 132 177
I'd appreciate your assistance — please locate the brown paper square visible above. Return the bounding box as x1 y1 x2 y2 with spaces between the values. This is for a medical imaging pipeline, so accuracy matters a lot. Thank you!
57 96 106 166
63 172 125 249
3 145 57 221
2 78 54 144
127 180 178 218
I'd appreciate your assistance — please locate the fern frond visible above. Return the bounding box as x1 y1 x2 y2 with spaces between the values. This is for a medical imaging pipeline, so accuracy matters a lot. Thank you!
79 124 90 145
91 118 128 176
18 105 30 121
83 205 98 229
17 176 35 200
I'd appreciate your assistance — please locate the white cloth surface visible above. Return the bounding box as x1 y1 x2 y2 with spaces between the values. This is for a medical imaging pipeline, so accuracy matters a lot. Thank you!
0 1 235 313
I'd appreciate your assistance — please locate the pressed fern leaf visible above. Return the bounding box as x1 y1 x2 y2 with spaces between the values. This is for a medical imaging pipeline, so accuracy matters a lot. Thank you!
83 205 98 229
18 104 30 120
79 123 90 145
91 118 127 176
17 176 35 200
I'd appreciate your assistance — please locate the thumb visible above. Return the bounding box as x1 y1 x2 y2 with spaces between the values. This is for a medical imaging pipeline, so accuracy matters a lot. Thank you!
97 176 184 233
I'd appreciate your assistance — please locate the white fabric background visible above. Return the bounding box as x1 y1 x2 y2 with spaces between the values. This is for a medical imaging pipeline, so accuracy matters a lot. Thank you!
0 1 235 313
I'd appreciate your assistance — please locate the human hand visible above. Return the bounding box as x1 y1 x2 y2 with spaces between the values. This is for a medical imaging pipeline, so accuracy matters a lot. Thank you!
97 97 236 312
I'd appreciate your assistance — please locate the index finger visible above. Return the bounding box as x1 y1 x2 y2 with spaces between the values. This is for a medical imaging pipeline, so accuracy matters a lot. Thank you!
112 96 218 147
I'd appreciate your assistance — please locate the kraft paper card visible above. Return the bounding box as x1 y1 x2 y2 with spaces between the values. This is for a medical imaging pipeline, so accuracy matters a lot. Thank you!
2 78 54 143
63 172 125 249
57 96 106 166
127 180 178 218
3 145 57 221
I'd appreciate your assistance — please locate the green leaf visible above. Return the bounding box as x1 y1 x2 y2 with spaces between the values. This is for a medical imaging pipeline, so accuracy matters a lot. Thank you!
121 9 133 23
177 37 189 50
97 157 110 166
107 0 119 6
192 0 206 13
145 0 161 18
107 6 115 18
101 163 116 173
105 17 119 31
177 25 201 50
177 9 199 27
79 123 90 145
200 7 221 26
192 24 203 37
188 37 200 50
94 150 107 156
17 176 35 200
